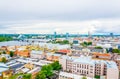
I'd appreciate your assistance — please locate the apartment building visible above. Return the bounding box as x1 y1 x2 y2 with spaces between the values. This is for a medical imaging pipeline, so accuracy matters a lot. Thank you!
59 55 119 79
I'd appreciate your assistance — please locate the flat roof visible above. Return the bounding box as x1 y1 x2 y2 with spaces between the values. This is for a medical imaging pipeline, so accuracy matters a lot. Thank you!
31 50 43 54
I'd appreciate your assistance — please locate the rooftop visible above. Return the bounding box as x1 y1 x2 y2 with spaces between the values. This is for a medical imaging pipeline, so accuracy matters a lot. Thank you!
0 63 9 76
31 50 43 54
93 53 111 57
58 49 71 53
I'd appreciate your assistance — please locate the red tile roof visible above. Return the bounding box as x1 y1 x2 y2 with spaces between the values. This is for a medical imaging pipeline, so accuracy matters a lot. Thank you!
93 52 111 57
58 49 70 53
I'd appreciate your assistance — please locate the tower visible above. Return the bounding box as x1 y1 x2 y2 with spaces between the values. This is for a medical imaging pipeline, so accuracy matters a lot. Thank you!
54 32 57 39
66 32 69 39
110 33 113 38
88 31 92 38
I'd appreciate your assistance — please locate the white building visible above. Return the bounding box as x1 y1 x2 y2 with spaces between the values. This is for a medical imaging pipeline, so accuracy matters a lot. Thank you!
59 55 119 79
30 50 45 59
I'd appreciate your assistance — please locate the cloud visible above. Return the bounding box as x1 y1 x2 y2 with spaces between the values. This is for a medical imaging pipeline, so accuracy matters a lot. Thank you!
0 19 120 34
0 0 120 34
0 0 120 21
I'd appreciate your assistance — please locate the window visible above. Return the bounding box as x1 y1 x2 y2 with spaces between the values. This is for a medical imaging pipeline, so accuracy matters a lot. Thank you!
77 64 79 67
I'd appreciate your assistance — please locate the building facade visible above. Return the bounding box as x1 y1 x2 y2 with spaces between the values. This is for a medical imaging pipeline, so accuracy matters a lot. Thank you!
59 56 119 79
30 50 45 59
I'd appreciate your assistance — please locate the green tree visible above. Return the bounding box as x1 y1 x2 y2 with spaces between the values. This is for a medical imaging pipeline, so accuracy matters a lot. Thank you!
41 65 53 77
95 75 100 79
112 49 120 54
81 43 86 47
62 40 69 44
88 42 92 45
1 57 7 63
10 51 14 57
23 74 32 79
55 40 69 44
106 48 109 53
95 46 103 49
35 61 62 79
82 76 87 79
35 71 46 79
83 42 88 46
50 61 61 70
0 36 13 42
3 51 6 54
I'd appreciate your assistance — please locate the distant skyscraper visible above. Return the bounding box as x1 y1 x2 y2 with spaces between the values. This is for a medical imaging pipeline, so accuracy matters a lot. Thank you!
110 33 113 37
88 31 92 38
54 32 57 39
77 32 80 37
66 32 69 39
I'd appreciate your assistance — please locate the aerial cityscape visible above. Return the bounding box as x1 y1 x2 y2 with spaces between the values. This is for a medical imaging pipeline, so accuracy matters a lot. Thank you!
0 0 120 79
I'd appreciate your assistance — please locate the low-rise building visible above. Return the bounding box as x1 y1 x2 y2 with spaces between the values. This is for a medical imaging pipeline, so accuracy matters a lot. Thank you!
0 54 11 61
2 70 13 79
0 63 9 77
92 53 112 60
46 53 61 61
56 49 71 55
15 50 30 57
30 50 45 59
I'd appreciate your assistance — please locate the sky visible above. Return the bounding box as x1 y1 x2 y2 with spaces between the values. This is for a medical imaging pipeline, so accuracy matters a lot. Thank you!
0 0 120 34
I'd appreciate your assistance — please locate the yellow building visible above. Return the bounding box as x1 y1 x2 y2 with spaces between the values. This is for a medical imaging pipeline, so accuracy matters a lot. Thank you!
2 70 13 79
24 63 34 70
46 53 61 61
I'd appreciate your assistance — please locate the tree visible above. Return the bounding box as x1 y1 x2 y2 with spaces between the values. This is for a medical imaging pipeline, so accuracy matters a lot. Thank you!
82 76 87 79
95 46 103 49
88 42 92 45
95 75 100 79
10 51 14 57
55 40 69 44
81 42 92 47
35 61 62 79
3 51 6 54
23 74 32 79
1 57 7 63
106 48 109 53
50 61 61 71
83 42 88 46
35 71 46 79
112 49 120 54
41 65 53 77
0 36 13 42
62 40 69 44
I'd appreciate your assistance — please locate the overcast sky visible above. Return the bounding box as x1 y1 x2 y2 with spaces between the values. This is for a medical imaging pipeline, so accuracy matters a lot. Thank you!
0 0 120 34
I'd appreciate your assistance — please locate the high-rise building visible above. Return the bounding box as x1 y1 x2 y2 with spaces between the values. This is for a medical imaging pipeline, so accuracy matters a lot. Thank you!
54 32 57 39
88 31 92 38
66 32 69 39
110 33 113 37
